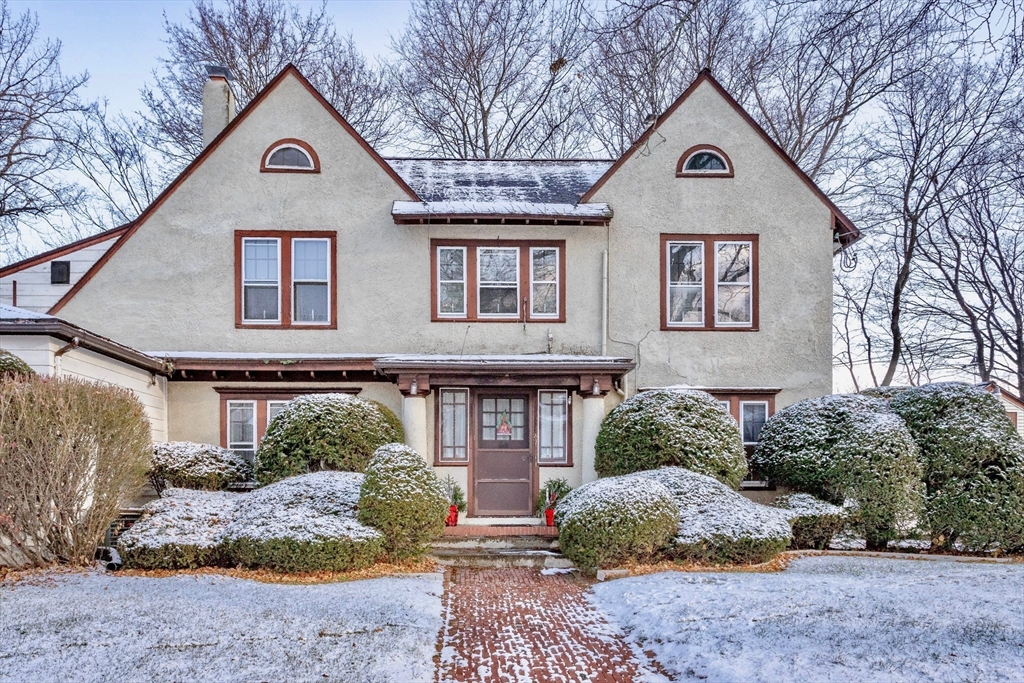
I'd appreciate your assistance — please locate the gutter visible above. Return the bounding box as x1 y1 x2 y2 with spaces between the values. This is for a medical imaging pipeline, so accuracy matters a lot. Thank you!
53 336 80 377
0 320 169 375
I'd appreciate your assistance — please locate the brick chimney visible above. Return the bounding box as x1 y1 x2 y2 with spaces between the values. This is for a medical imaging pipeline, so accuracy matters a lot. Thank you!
202 65 236 147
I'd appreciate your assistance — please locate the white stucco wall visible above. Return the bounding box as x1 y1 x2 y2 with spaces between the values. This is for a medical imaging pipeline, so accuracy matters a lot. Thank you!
0 336 168 441
0 236 120 313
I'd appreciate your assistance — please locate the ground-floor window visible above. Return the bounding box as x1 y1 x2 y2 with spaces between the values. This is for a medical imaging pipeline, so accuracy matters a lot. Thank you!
709 391 778 487
226 400 257 462
438 388 469 463
538 390 569 465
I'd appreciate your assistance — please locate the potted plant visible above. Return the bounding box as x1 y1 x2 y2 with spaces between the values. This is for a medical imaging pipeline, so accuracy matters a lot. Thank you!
536 478 573 526
442 475 467 526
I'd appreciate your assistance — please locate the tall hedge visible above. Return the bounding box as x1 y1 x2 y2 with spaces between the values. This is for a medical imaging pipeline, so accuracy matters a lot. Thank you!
255 394 403 484
595 389 748 489
358 443 448 560
751 394 922 548
886 382 1024 552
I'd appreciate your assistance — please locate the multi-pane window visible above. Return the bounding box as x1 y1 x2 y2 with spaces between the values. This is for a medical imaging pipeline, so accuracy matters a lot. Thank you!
227 400 257 463
242 238 280 322
437 247 466 316
431 240 565 322
236 231 335 328
740 401 768 445
478 248 519 317
530 248 559 317
667 242 703 326
538 390 569 464
662 234 757 330
716 242 752 326
292 239 329 323
438 389 469 462
481 396 526 441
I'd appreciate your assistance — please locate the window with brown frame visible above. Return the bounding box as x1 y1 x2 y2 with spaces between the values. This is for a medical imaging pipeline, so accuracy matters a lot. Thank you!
431 239 565 322
709 391 775 486
661 234 758 331
260 138 321 173
235 231 337 329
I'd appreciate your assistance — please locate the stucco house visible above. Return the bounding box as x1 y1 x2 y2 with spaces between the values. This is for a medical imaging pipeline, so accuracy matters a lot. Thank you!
0 64 858 520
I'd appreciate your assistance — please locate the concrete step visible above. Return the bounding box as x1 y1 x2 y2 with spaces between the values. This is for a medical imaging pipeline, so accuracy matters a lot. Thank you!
432 535 560 552
430 548 574 569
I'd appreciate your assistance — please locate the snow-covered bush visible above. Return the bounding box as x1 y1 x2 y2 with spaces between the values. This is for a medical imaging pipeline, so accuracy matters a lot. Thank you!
751 394 922 549
0 350 33 378
887 382 1024 552
118 489 238 569
148 441 253 494
358 444 448 560
627 468 792 564
555 475 678 572
595 389 748 489
255 394 404 484
772 493 846 550
223 471 384 572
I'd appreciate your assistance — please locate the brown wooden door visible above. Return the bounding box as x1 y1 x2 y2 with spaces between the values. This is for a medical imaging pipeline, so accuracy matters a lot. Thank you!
474 393 533 516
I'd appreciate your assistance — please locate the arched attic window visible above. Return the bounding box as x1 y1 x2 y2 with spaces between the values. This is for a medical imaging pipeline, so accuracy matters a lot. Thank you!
261 139 320 173
676 145 733 178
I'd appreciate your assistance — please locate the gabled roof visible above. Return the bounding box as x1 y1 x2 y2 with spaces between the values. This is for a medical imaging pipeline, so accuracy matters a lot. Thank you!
580 69 860 248
0 222 131 278
48 64 419 315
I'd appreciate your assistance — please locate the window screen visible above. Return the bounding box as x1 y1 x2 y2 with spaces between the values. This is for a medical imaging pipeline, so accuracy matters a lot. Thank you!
50 261 71 285
667 242 703 325
478 248 519 316
292 238 329 323
242 238 280 321
437 247 466 316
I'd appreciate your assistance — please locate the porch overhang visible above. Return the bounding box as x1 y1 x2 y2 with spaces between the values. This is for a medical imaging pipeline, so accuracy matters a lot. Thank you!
373 354 635 396
150 352 380 382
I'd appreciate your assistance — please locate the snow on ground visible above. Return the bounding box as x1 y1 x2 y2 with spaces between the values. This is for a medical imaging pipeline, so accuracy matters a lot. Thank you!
0 570 442 683
589 555 1024 683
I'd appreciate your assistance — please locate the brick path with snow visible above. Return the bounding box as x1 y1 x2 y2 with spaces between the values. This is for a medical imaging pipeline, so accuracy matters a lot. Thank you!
435 568 665 683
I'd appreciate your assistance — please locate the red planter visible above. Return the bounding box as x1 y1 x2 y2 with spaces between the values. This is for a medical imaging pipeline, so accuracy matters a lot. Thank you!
445 504 459 527
545 508 555 527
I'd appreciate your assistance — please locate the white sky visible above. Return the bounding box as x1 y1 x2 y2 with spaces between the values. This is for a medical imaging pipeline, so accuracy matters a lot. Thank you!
12 0 411 117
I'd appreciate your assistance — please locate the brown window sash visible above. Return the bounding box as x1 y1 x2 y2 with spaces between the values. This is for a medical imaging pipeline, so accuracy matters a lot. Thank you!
430 239 566 323
660 233 759 331
234 230 337 329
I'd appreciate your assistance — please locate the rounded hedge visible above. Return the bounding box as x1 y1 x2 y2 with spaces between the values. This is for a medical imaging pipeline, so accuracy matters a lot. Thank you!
628 467 792 564
0 349 34 378
750 394 922 548
148 441 253 494
772 493 846 550
358 443 448 560
555 475 678 572
255 394 404 484
886 382 1024 552
595 389 748 489
222 471 384 572
118 489 237 570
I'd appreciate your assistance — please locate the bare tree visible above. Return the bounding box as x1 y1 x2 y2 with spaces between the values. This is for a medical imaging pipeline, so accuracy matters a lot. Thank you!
390 0 592 158
0 2 88 258
142 0 397 168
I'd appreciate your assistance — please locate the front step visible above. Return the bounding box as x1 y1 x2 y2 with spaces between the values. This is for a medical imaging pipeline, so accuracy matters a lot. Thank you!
430 548 574 569
433 535 559 552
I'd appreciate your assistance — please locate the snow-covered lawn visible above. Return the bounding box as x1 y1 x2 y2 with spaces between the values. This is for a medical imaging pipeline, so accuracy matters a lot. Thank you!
0 570 442 683
590 555 1024 682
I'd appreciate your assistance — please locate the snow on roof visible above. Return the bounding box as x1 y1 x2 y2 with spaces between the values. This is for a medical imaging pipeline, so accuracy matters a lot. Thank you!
392 200 611 219
386 158 613 204
377 354 632 365
0 304 54 320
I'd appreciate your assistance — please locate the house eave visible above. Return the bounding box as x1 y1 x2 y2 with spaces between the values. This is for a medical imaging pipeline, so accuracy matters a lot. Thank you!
0 319 169 375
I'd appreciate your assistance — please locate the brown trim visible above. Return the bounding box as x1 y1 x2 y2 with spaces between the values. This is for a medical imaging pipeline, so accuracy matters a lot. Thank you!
675 144 734 178
434 387 470 467
213 386 361 398
49 64 419 316
0 223 131 279
393 213 610 227
537 388 574 468
429 239 566 323
0 319 169 374
234 230 337 329
260 138 321 173
579 69 859 247
660 233 759 331
708 393 777 424
10 279 15 307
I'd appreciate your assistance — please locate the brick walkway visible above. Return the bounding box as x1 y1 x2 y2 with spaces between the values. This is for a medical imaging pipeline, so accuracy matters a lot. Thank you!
435 568 666 683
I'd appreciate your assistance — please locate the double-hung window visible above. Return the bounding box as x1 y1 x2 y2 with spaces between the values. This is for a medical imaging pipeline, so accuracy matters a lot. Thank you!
227 400 257 463
662 234 757 330
236 231 336 328
538 390 570 465
431 240 565 322
740 401 768 446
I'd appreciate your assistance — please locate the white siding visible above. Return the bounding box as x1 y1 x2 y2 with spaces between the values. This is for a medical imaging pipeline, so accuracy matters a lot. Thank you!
0 335 167 441
0 236 120 313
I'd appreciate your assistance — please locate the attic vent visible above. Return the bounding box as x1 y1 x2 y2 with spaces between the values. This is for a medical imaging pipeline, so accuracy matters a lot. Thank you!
51 261 70 285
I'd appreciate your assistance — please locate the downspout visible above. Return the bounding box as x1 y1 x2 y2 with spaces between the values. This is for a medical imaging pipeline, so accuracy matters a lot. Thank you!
601 250 608 356
53 336 80 377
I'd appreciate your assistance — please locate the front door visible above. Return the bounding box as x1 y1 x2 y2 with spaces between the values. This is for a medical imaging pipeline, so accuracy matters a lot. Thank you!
474 393 533 516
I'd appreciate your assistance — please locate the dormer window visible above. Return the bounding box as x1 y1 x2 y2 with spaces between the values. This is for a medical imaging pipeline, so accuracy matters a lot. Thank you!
261 139 320 173
676 145 733 178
